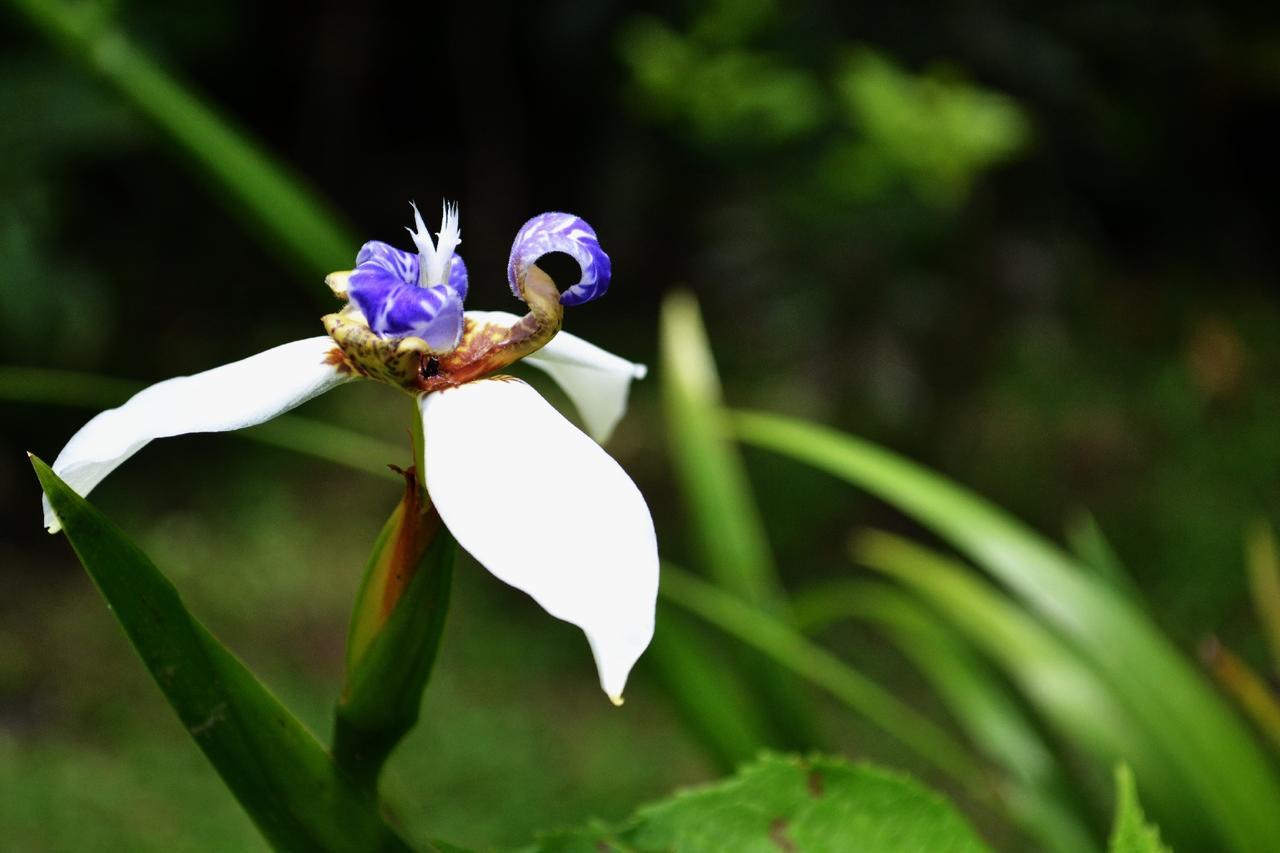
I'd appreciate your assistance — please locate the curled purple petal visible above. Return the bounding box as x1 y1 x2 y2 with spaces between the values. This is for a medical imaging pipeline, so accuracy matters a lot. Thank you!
355 240 418 285
507 212 611 306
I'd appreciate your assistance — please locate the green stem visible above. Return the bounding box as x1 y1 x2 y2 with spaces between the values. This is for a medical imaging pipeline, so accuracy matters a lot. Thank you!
409 395 426 487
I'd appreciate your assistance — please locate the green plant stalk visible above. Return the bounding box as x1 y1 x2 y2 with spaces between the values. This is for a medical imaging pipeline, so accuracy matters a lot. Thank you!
9 0 357 285
735 409 1280 851
334 400 454 790
659 561 986 791
33 455 413 852
659 292 820 751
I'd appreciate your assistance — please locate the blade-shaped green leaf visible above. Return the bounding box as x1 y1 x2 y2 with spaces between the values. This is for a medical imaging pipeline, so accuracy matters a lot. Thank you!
734 409 1280 851
1108 765 1170 853
853 531 1147 771
646 610 774 769
659 562 984 790
659 291 819 751
793 578 1098 853
32 455 415 852
525 753 992 852
1064 511 1140 604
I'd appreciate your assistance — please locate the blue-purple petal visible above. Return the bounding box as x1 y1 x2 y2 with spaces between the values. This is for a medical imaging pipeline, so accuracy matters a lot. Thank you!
376 284 464 351
347 237 469 350
355 240 418 285
447 254 469 301
507 212 611 306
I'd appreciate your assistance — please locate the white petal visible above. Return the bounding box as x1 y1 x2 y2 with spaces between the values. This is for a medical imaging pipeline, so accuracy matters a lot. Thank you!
421 378 658 700
43 337 355 532
465 310 647 443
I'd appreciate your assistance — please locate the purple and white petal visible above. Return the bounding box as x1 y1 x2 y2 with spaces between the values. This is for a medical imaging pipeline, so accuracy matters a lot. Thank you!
42 337 355 532
347 262 403 324
420 378 658 701
371 283 465 351
507 212 612 307
355 240 418 285
447 254 469 301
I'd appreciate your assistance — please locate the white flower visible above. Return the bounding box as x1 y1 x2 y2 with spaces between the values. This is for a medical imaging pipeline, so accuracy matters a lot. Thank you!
41 205 657 703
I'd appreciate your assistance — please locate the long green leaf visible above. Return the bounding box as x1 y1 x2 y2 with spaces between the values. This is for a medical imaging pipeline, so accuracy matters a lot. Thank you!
1064 511 1140 603
645 611 773 769
734 409 1280 851
793 578 1098 853
32 455 415 851
659 562 985 790
659 292 819 751
10 0 357 285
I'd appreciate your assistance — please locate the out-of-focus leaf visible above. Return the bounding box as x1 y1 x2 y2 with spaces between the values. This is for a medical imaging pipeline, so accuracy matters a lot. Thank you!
646 611 771 770
31 455 414 852
831 50 1028 206
10 0 357 286
0 365 403 480
1065 511 1140 603
525 753 991 853
1245 520 1280 675
659 291 818 751
659 562 983 789
733 408 1280 851
793 578 1097 853
1108 766 1170 853
335 469 456 788
1200 636 1280 755
854 531 1143 765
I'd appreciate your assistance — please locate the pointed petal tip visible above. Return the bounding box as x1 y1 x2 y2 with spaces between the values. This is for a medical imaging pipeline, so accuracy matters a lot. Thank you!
633 363 648 380
609 694 625 707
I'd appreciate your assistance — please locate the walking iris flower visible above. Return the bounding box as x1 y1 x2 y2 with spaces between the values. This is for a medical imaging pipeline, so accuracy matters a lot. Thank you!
41 204 658 703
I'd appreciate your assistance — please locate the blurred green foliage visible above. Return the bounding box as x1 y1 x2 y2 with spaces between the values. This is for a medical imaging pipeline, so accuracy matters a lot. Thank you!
620 0 1027 206
4 0 1280 848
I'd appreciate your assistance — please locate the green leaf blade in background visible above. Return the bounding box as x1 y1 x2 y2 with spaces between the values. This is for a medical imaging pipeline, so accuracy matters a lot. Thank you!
734 408 1280 851
658 562 985 791
658 291 820 755
792 578 1098 853
527 754 992 853
32 455 415 853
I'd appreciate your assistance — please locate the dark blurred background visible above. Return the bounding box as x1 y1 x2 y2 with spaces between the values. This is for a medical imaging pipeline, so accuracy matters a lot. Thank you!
2 0 1279 848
